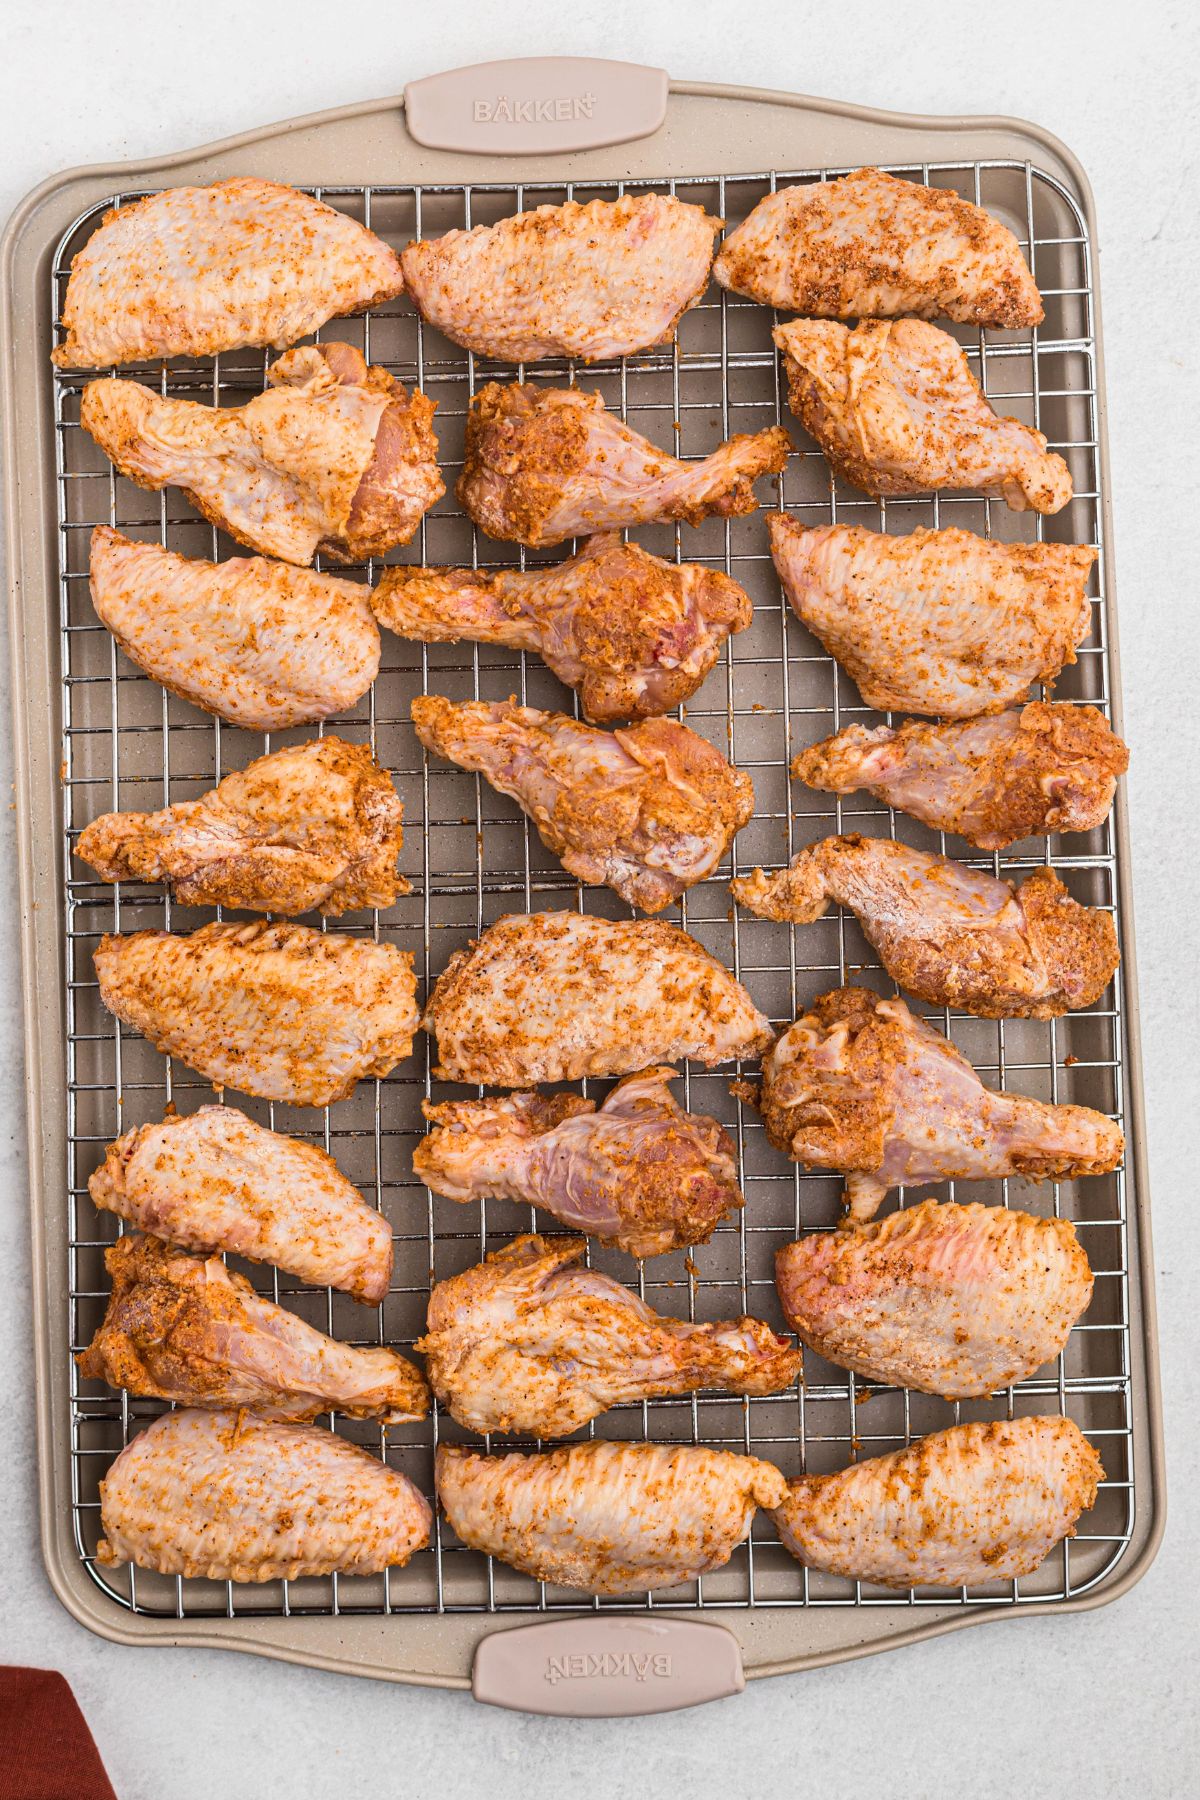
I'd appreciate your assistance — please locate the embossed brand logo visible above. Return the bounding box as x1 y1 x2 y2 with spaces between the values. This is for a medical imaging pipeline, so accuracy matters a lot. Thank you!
544 1652 673 1685
473 93 597 125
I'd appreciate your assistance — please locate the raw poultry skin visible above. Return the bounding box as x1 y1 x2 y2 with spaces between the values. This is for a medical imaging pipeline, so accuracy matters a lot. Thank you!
458 381 791 547
89 1105 392 1304
401 192 721 362
715 167 1043 328
423 911 773 1086
76 737 407 916
756 986 1123 1220
775 1200 1093 1397
420 1235 800 1436
371 532 752 725
732 835 1119 1019
769 516 1095 719
97 1408 431 1581
774 318 1072 514
89 528 381 731
414 1067 744 1259
411 695 754 912
770 1415 1103 1588
81 342 443 565
53 178 405 368
436 1439 786 1595
78 1234 428 1423
94 920 419 1106
794 705 1128 850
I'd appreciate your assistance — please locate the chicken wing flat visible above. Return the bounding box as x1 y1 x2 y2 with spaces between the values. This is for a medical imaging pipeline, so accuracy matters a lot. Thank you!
756 987 1123 1220
775 318 1071 513
89 529 380 731
770 516 1095 719
436 1439 786 1595
77 737 406 916
411 696 753 912
53 178 405 369
423 912 772 1085
82 343 442 565
770 1416 1102 1588
94 920 419 1105
732 837 1119 1019
414 1068 744 1259
715 167 1043 328
776 1200 1093 1398
90 1105 392 1303
79 1234 428 1422
420 1235 799 1436
97 1408 431 1581
371 532 751 725
794 704 1128 850
458 381 791 547
401 192 720 363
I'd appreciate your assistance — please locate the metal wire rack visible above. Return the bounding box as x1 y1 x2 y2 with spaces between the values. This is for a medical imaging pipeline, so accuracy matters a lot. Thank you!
52 158 1135 1624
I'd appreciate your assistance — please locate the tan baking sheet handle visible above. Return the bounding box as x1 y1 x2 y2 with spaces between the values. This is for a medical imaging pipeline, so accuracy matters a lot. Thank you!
472 1615 744 1715
403 57 668 154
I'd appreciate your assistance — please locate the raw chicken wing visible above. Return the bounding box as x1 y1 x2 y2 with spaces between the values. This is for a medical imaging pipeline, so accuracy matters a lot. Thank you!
411 695 753 912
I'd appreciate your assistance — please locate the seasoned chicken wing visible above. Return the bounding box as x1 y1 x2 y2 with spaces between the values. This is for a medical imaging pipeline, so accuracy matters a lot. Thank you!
770 1416 1102 1588
414 1067 744 1259
715 167 1043 328
437 1439 786 1595
756 987 1123 1220
94 920 419 1106
402 192 720 363
776 1200 1093 1397
775 318 1071 513
77 737 406 916
81 342 442 565
770 516 1095 719
79 1234 428 1422
97 1408 431 1581
371 532 751 725
424 912 772 1085
53 178 405 368
732 837 1119 1019
458 381 790 547
411 696 753 912
794 705 1128 849
89 1105 392 1303
89 528 380 730
420 1235 799 1436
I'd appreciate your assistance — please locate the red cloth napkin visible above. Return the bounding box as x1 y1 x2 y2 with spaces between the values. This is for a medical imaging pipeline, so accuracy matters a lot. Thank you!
0 1668 116 1800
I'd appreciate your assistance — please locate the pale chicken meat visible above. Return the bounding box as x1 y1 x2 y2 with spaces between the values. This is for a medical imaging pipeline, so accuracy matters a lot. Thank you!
81 342 443 565
89 1106 392 1304
424 911 772 1085
89 528 381 730
775 318 1072 513
371 532 752 725
732 836 1119 1019
53 178 405 368
437 1440 786 1595
794 704 1127 850
414 1067 744 1259
97 1408 431 1581
420 1235 800 1436
770 1415 1103 1588
770 516 1095 719
458 381 791 547
411 696 753 912
715 167 1043 328
401 192 720 363
775 1200 1093 1396
94 920 419 1106
77 737 407 916
755 986 1123 1221
79 1234 428 1422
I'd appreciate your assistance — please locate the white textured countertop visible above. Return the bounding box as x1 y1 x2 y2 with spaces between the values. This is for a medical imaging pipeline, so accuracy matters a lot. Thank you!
1 5 1196 1795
